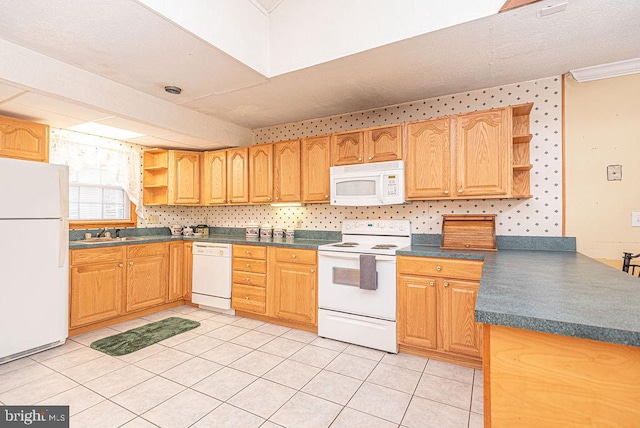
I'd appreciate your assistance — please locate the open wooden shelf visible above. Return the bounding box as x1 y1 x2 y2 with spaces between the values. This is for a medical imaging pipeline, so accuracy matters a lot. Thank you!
513 164 533 171
511 103 533 199
513 134 533 144
143 149 169 205
512 103 533 117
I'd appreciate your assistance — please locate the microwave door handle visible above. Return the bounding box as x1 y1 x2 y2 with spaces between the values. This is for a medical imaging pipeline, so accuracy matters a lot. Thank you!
378 173 385 203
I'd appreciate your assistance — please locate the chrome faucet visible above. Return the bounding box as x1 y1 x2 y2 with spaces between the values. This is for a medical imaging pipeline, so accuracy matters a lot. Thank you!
96 228 108 238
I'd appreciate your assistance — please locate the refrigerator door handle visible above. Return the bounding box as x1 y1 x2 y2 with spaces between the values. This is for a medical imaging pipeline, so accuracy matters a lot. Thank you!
58 169 69 268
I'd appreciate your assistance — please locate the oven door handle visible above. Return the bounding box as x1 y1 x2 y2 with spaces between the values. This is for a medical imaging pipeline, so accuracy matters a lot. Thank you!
318 251 396 262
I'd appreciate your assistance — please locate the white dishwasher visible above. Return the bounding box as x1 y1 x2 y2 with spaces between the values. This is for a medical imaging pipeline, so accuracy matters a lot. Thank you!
192 242 232 310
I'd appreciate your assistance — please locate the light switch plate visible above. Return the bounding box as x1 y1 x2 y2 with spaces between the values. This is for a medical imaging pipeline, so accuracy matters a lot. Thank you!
607 165 622 181
632 212 640 227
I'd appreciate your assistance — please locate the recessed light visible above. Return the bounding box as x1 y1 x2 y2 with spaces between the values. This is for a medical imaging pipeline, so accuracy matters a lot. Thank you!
164 86 182 95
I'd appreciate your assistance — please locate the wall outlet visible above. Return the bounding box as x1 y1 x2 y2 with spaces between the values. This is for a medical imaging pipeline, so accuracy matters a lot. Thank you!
147 215 159 224
632 212 640 227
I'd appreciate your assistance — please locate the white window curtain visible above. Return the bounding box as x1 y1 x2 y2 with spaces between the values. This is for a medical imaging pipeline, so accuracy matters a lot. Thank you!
50 129 144 222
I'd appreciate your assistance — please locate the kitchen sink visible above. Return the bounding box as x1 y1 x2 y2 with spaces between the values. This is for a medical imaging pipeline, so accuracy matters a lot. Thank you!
79 237 145 243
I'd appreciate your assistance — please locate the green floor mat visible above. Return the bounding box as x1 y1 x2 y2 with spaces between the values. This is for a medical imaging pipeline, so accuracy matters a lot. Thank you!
90 317 200 356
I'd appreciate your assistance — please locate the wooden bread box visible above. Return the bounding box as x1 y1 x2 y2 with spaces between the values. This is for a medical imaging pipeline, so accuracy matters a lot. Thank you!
441 214 497 251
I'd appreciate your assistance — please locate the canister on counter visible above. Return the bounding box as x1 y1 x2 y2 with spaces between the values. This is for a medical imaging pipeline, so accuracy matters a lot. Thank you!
260 224 273 238
286 228 295 239
246 224 259 238
273 226 284 239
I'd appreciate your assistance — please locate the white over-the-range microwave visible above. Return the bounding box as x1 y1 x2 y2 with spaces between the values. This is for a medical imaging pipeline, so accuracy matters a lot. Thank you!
330 160 405 206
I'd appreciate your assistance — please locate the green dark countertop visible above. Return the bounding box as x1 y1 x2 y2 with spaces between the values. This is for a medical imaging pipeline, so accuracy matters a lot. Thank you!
398 245 640 348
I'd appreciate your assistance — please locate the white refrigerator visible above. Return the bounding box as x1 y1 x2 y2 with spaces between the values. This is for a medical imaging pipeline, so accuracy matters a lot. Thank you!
0 157 69 364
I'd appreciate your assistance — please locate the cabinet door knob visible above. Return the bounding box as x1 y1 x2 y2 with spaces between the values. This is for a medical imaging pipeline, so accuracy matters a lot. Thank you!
118 263 123 268
246 263 250 268
245 277 250 282
368 156 373 160
436 266 442 271
291 254 297 259
457 189 463 193
311 268 315 273
275 196 279 200
357 157 362 161
429 281 434 286
196 199 199 202
222 199 226 203
129 261 134 266
444 190 449 195
268 197 271 201
444 281 449 287
244 296 249 300
324 194 329 198
245 250 251 255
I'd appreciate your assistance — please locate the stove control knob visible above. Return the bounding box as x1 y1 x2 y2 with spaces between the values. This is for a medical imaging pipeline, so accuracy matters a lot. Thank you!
379 222 385 228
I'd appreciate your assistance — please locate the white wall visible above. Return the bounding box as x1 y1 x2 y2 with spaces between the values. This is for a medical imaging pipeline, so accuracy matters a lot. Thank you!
268 0 504 75
138 0 270 75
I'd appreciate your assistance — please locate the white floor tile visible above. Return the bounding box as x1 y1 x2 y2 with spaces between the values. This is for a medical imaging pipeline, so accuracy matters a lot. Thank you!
161 357 223 387
414 373 472 410
471 385 483 414
270 391 342 428
281 329 317 344
231 331 277 349
111 376 185 414
71 327 119 346
38 385 104 416
366 363 422 394
39 347 103 372
347 382 411 424
263 359 320 389
325 353 378 380
310 337 349 352
109 318 152 332
469 411 484 428
59 355 127 384
0 357 37 375
289 345 339 368
423 359 475 384
258 337 306 358
0 363 55 394
228 379 296 419
157 330 199 347
200 342 253 365
134 348 193 374
190 319 226 335
256 323 291 336
70 400 136 428
192 367 257 401
141 309 180 322
143 389 221 428
0 372 77 405
119 417 158 428
116 343 168 364
84 365 154 398
192 402 264 428
474 369 484 386
343 344 386 362
301 370 362 406
331 407 398 428
233 317 266 329
230 350 284 377
205 324 251 341
401 396 469 428
379 353 428 372
30 341 84 363
172 335 224 355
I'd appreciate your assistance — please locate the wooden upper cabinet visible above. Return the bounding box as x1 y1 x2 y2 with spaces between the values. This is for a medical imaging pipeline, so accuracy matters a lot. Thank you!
0 115 49 163
168 151 201 205
203 150 227 205
455 108 511 197
365 125 403 163
226 147 249 204
249 144 273 203
406 118 451 199
301 135 331 203
273 140 301 203
331 131 364 166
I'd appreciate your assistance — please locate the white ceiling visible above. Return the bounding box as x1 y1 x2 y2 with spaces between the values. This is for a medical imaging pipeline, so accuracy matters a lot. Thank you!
0 0 639 149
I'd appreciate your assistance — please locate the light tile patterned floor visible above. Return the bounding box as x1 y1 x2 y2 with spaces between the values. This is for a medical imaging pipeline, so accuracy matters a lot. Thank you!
0 306 484 427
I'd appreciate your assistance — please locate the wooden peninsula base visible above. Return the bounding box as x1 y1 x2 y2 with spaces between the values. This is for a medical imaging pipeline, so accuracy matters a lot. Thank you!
484 324 640 427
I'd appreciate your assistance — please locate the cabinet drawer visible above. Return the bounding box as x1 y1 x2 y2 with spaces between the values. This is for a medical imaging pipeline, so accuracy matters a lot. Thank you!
127 243 168 258
232 284 266 314
233 258 267 274
71 246 124 266
275 248 316 265
232 271 266 287
397 256 483 280
233 245 266 260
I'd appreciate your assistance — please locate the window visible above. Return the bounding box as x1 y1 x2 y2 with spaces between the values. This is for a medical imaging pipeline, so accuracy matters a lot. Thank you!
50 129 142 228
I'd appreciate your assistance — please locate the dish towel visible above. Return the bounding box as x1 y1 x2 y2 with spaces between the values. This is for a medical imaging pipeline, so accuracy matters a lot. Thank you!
359 254 378 290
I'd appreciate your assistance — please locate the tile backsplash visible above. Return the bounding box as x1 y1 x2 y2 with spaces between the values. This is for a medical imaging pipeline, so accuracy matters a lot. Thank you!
144 76 562 236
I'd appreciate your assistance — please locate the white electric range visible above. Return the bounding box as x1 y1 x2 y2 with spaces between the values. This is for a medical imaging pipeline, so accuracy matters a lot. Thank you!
317 219 411 353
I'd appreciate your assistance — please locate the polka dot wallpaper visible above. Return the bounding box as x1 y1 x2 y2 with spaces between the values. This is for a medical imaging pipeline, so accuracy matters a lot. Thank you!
144 76 563 236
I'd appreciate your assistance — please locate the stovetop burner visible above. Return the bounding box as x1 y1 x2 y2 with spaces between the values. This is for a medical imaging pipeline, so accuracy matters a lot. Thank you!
331 242 359 247
371 244 398 249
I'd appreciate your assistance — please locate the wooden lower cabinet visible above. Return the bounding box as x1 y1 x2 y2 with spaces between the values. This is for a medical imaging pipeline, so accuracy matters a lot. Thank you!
70 261 125 328
397 256 483 367
183 242 193 301
273 260 317 325
232 284 266 314
231 244 267 315
70 243 174 331
168 242 184 302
